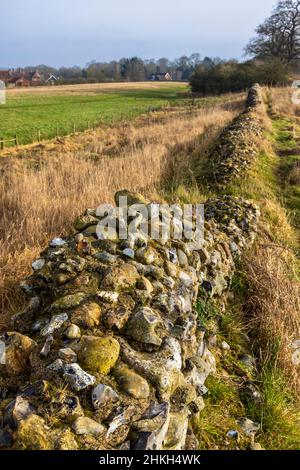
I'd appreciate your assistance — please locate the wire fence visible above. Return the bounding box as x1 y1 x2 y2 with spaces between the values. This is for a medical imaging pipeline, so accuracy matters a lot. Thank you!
0 103 184 152
0 135 18 149
0 120 106 151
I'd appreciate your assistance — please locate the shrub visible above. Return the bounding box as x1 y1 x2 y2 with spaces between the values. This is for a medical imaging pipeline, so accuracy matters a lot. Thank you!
190 59 289 95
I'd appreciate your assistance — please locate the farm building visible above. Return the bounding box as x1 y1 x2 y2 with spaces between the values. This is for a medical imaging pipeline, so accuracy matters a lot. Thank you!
0 69 53 87
46 74 59 85
0 70 11 84
14 77 31 87
30 70 43 85
150 72 173 81
7 74 31 87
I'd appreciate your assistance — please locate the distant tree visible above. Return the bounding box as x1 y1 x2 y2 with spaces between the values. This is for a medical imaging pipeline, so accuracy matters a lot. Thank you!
189 53 201 68
58 66 83 80
246 0 300 65
24 64 58 77
144 59 157 78
157 57 170 73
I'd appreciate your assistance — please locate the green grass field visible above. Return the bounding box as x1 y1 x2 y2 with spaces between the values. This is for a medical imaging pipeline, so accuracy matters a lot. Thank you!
0 82 188 147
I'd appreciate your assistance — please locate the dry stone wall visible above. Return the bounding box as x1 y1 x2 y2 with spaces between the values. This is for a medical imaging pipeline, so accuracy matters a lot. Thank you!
207 84 263 188
0 86 262 451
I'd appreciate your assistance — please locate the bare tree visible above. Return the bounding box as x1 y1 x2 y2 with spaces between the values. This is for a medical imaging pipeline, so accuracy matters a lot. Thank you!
246 0 300 65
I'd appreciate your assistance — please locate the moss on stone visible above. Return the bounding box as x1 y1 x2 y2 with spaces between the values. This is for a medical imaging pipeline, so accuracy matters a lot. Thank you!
15 415 53 450
77 335 120 375
51 292 87 311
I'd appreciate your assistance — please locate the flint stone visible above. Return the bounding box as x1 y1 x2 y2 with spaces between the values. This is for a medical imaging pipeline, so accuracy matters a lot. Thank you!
94 251 118 264
221 341 231 351
97 291 119 303
74 214 99 231
136 276 154 295
237 418 260 437
101 264 139 290
114 365 150 399
33 319 48 334
40 335 54 358
92 384 119 409
41 313 68 336
4 396 36 429
106 405 137 438
102 306 130 331
47 359 65 374
119 337 183 398
179 271 193 288
164 261 178 278
50 237 66 247
134 402 170 450
1 332 37 375
63 363 96 391
126 307 162 347
115 190 149 207
163 410 189 450
177 249 188 267
0 340 5 364
64 324 81 340
123 248 135 259
59 348 77 363
32 258 45 271
51 293 87 311
72 417 105 437
71 302 101 328
136 246 159 265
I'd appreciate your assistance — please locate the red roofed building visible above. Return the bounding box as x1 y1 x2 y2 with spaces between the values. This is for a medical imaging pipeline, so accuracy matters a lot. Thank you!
0 70 11 84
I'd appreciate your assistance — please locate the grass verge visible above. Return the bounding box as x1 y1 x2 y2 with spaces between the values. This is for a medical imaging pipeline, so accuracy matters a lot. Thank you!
192 94 300 450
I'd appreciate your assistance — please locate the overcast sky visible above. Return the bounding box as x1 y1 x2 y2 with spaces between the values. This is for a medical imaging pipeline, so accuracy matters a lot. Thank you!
1 0 276 68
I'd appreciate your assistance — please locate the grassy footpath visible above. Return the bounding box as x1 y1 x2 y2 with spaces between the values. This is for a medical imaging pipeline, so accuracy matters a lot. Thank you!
170 93 300 450
0 83 187 146
209 103 300 450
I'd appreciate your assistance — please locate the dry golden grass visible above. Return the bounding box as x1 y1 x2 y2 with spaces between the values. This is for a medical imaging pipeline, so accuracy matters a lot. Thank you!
229 92 300 393
269 87 299 118
0 96 243 329
289 162 300 185
6 81 186 97
244 244 300 392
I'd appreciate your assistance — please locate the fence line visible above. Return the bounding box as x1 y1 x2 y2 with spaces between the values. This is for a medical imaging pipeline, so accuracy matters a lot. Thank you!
0 119 105 152
0 107 165 152
0 135 18 150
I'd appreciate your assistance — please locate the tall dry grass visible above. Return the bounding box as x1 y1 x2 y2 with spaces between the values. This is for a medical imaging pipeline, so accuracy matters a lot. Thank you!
289 162 300 185
244 244 300 392
0 97 243 329
269 87 300 118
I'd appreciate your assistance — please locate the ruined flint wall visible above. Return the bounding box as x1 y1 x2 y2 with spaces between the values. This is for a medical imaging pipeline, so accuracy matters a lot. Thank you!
207 83 263 188
0 86 262 451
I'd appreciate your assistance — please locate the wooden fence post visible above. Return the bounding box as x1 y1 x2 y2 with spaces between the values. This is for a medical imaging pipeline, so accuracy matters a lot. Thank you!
38 130 41 142
0 137 4 150
15 134 18 146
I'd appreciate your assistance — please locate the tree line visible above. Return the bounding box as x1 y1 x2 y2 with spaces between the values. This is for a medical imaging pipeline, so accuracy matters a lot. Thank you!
20 54 205 84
